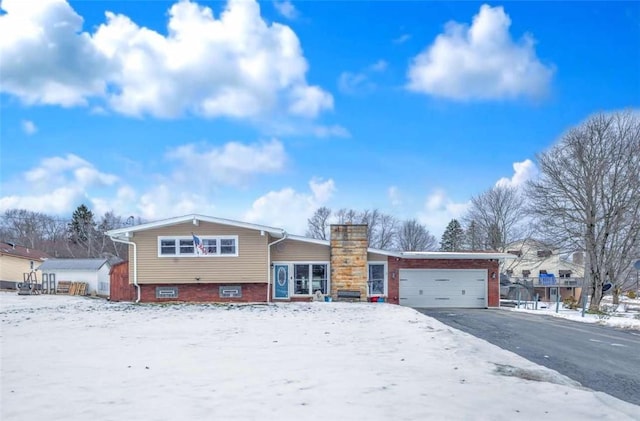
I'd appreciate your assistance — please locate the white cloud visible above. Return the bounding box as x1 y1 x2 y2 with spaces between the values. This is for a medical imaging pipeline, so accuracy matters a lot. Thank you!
418 189 470 239
21 120 37 135
338 72 370 94
388 186 402 207
0 187 84 215
1 153 121 215
244 178 335 235
273 0 298 19
338 60 388 95
0 0 109 106
135 184 217 221
407 4 554 101
393 34 411 44
0 0 332 120
166 139 287 186
369 60 388 72
24 154 118 188
496 159 538 188
311 124 351 138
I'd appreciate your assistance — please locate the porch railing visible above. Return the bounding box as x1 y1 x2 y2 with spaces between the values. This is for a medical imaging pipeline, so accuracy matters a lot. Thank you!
507 277 584 287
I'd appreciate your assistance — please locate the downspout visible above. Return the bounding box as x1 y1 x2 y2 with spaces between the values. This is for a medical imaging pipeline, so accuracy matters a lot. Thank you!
110 235 140 303
267 230 288 304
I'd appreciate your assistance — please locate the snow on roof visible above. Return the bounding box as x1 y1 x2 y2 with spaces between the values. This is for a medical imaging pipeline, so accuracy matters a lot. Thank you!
37 258 109 271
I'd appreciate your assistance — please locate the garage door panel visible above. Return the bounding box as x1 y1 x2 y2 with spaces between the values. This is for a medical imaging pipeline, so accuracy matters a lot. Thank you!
399 269 487 308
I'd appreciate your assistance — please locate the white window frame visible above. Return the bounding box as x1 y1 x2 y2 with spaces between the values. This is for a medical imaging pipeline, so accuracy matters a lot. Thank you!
157 235 239 257
367 261 387 297
274 262 330 297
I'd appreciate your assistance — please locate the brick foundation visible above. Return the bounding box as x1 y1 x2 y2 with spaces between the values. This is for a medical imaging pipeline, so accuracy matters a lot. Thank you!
138 283 268 303
388 257 500 307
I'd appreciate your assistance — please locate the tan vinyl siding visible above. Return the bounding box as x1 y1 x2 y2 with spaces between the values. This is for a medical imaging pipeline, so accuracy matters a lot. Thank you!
131 222 268 284
271 239 330 261
0 255 33 282
367 252 390 261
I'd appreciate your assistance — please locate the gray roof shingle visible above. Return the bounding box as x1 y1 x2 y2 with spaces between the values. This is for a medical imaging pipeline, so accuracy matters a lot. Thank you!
38 258 109 271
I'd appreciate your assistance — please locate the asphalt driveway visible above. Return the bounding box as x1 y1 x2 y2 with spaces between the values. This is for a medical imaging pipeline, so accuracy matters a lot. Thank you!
417 308 640 406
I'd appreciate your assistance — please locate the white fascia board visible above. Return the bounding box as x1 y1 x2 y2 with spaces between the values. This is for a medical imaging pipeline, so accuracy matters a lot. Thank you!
367 247 401 257
285 234 330 246
400 251 516 260
106 214 285 238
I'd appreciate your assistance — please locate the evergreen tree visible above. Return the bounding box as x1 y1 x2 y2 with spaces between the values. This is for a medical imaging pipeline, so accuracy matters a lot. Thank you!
68 204 97 257
465 220 481 250
440 219 465 251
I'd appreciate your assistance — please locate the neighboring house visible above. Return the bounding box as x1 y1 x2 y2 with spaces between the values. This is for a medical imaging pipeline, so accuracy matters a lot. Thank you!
106 214 513 308
504 239 585 302
37 258 113 297
0 241 49 288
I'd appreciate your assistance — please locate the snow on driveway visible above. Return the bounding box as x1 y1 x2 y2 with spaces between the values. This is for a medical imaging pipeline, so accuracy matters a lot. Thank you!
1 292 638 420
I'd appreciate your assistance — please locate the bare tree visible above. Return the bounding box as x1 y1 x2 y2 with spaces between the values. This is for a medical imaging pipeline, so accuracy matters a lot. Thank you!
308 207 400 249
306 207 332 240
397 219 437 251
0 209 68 256
96 211 130 259
334 208 358 224
464 185 526 251
527 111 640 310
359 209 381 247
372 214 398 250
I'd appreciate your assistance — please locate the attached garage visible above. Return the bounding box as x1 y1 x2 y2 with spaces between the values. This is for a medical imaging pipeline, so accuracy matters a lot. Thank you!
387 252 514 308
399 269 487 308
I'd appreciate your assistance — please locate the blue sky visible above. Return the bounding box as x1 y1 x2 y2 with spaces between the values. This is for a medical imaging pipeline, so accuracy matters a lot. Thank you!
1 0 639 237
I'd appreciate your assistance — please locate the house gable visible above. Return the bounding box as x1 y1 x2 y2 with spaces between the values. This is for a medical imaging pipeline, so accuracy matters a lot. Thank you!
132 220 269 285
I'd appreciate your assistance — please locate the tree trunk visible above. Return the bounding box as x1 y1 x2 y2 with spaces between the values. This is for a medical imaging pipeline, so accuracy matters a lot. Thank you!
612 286 620 305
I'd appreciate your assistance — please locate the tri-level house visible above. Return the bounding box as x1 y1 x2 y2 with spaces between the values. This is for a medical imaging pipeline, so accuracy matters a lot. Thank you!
106 214 513 308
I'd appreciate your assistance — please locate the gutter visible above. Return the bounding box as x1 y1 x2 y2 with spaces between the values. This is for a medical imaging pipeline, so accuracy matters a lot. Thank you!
110 235 140 303
267 230 288 303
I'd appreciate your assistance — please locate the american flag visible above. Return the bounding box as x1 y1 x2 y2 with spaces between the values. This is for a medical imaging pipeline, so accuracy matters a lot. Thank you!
192 233 207 256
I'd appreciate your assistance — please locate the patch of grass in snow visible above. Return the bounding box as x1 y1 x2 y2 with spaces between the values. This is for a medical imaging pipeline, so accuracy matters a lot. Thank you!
493 363 582 387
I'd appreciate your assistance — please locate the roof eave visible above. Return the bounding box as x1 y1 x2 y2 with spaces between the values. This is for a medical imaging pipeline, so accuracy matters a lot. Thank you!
106 214 285 238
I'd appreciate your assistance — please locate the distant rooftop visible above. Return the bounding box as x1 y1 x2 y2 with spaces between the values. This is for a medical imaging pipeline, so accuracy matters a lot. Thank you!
0 241 49 261
38 258 109 271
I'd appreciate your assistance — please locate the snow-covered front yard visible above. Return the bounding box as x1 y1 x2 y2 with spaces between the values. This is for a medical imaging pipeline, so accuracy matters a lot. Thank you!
1 292 638 420
504 296 640 330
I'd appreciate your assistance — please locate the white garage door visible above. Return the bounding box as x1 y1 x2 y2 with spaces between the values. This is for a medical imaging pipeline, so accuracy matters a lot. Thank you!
399 269 487 308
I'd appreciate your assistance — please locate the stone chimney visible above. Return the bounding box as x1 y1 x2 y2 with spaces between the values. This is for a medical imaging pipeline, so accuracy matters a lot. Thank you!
330 224 368 300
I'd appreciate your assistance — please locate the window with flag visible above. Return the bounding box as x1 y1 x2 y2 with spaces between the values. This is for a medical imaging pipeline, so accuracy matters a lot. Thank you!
158 235 238 257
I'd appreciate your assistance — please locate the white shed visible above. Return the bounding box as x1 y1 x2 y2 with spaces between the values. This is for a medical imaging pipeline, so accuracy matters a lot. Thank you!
38 259 112 297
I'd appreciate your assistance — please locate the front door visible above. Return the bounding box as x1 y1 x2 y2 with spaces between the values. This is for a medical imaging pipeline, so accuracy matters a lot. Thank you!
274 265 289 299
550 287 558 302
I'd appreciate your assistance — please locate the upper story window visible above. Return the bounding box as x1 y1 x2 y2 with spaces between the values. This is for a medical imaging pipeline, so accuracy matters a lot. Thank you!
158 236 238 257
537 250 552 258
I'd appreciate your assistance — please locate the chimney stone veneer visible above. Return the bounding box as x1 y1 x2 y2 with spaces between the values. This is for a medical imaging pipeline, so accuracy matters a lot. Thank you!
330 224 368 300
